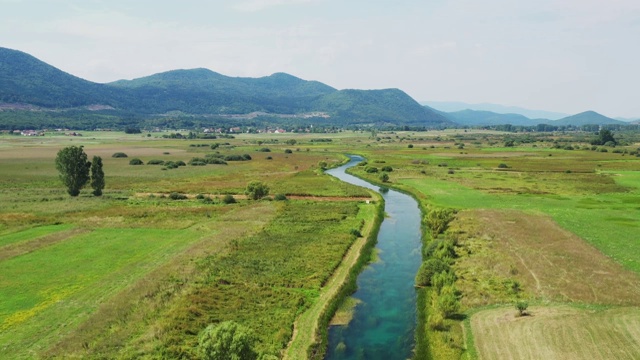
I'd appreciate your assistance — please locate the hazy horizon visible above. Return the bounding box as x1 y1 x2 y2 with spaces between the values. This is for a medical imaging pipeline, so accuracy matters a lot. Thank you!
2 0 639 118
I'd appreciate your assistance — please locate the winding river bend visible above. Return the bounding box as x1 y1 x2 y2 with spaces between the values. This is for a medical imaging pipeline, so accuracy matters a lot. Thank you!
325 155 423 360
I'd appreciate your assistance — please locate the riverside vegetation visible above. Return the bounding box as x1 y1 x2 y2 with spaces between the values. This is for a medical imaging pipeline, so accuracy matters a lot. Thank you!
1 128 640 359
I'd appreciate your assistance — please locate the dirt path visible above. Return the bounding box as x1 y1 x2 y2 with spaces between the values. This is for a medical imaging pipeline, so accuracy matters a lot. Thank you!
282 202 378 360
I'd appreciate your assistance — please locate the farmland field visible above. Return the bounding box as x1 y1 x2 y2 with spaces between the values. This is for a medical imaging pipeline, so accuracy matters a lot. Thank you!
2 129 640 359
471 305 640 360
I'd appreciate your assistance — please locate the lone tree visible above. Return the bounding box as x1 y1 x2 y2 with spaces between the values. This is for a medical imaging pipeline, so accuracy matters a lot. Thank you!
90 156 105 196
55 146 91 196
245 180 269 200
198 321 257 360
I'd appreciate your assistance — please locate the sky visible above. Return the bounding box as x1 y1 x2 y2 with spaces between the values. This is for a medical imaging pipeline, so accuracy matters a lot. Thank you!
2 0 640 118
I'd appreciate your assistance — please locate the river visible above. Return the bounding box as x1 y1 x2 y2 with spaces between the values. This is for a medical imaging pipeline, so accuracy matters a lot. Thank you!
324 155 423 360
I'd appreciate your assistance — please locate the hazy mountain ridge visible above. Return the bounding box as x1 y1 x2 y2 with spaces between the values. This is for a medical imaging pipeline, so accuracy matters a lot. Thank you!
423 100 570 120
0 47 449 127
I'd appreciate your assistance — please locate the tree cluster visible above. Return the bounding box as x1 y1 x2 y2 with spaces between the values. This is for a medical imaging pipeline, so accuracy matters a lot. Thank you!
55 146 105 196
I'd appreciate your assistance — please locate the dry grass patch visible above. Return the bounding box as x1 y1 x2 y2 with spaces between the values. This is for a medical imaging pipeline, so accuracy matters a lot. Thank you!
471 305 640 360
453 209 640 307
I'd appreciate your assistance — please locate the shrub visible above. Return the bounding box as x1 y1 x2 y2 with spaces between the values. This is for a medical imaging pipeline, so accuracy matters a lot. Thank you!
175 160 186 166
437 285 460 318
169 192 187 200
222 194 236 204
425 208 456 237
189 157 208 166
408 144 414 148
274 193 287 201
432 270 456 295
196 194 205 200
498 163 508 168
258 147 271 152
129 158 144 165
245 181 269 200
198 321 257 360
381 166 393 172
284 149 293 154
364 166 379 173
207 158 228 165
165 161 179 169
112 152 128 158
379 173 389 182
266 156 273 160
415 258 450 286
515 301 529 317
147 159 164 165
349 228 362 237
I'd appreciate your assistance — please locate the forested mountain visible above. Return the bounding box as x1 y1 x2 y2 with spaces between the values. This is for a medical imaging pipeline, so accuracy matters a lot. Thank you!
313 89 449 125
0 47 119 107
0 47 450 128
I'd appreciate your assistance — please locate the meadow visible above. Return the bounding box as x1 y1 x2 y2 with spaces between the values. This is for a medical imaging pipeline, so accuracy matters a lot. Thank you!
0 131 375 359
2 129 640 359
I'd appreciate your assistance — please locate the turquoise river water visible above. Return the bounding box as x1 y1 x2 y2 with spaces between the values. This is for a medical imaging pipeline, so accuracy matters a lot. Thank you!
325 155 423 360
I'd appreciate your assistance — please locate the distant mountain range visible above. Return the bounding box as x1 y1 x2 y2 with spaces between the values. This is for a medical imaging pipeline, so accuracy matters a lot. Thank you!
0 47 635 130
0 47 449 128
442 109 627 127
423 101 570 120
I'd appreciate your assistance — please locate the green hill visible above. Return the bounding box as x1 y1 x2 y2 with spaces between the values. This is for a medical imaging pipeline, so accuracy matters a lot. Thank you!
0 46 451 128
314 89 450 126
552 111 626 126
0 47 118 107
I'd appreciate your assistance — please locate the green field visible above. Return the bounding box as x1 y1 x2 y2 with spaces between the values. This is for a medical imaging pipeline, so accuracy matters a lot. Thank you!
2 130 640 359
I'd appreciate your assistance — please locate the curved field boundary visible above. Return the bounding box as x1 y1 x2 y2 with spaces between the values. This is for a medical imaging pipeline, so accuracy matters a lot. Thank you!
471 305 640 360
0 227 88 261
283 200 380 360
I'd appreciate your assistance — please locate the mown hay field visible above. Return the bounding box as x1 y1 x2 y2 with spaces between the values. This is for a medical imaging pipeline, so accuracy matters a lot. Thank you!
471 305 640 360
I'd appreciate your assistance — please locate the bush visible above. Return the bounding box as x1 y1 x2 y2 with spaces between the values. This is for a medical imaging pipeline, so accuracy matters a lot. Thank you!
437 285 460 318
189 157 209 166
147 159 165 165
266 156 273 160
196 194 205 200
432 270 456 295
515 301 529 317
222 194 236 204
497 163 508 168
408 144 414 148
274 193 287 201
379 173 389 182
381 166 393 172
112 152 128 158
284 149 293 154
415 258 450 286
258 147 271 152
349 228 362 237
245 181 269 200
425 208 456 237
169 192 187 200
198 321 257 360
129 158 144 165
165 161 179 169
364 166 379 173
